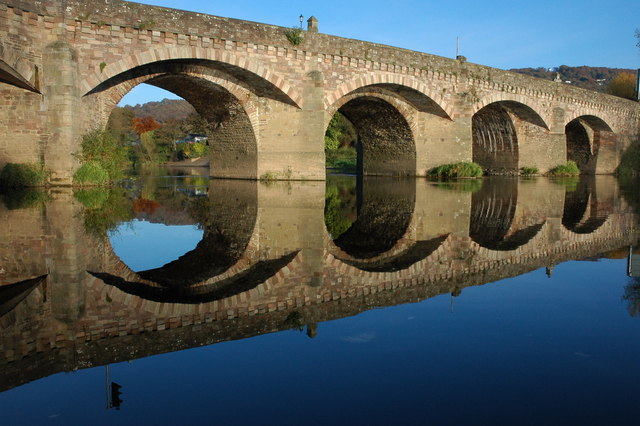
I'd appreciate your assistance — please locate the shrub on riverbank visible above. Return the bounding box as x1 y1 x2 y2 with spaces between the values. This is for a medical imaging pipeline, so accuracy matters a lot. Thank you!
73 162 110 186
520 166 539 176
75 129 129 184
548 161 580 177
616 139 640 177
0 163 48 187
428 162 483 178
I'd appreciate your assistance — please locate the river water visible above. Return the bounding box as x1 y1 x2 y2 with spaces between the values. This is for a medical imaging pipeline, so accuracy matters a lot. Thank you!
1 169 640 425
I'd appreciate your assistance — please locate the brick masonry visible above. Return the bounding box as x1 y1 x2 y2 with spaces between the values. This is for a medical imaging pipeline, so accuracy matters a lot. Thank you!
0 0 639 182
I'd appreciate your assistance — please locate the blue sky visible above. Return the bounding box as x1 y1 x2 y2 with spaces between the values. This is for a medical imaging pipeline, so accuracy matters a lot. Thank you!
119 0 640 106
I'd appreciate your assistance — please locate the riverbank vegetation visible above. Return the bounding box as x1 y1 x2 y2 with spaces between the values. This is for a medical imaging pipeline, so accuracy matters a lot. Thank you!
427 162 483 178
548 161 580 177
325 112 357 173
0 163 48 188
616 138 640 177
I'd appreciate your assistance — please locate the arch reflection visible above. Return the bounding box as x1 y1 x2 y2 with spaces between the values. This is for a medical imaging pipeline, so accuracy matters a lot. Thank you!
562 176 610 234
470 178 544 250
92 180 284 302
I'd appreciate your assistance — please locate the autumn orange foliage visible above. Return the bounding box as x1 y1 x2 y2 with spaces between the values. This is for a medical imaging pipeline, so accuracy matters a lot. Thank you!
131 116 161 136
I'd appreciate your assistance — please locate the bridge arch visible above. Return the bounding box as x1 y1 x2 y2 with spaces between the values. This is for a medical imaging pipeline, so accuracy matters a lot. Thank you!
84 60 272 179
0 41 39 93
326 76 454 119
327 88 418 176
564 115 616 174
80 47 302 107
472 100 549 173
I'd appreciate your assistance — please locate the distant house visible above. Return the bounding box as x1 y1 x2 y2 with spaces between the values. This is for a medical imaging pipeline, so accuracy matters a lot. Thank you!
176 133 208 144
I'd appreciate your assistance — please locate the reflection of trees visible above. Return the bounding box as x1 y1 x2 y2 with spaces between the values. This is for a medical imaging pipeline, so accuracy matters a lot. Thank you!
74 188 134 237
324 177 357 239
623 276 640 317
618 176 640 215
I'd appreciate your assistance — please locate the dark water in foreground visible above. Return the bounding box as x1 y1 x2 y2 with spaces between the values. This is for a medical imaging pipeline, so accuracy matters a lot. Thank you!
1 170 640 425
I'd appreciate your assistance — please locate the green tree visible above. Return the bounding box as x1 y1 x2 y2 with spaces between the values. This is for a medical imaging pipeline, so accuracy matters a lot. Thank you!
324 112 357 150
134 130 159 164
181 112 210 135
106 107 135 144
155 119 185 157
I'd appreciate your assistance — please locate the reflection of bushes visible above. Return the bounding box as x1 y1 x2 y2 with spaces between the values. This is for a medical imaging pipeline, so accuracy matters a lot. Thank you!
618 176 640 214
428 162 483 178
74 188 110 209
324 177 357 239
0 188 49 209
74 187 133 237
433 179 483 193
552 177 579 193
623 277 640 317
0 163 48 187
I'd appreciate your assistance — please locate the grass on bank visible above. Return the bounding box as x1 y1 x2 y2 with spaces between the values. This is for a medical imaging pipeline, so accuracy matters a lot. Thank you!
520 166 539 176
326 147 357 174
427 162 483 178
548 161 580 177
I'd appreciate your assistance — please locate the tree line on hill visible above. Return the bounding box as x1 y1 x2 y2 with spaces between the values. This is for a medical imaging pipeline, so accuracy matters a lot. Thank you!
510 65 637 100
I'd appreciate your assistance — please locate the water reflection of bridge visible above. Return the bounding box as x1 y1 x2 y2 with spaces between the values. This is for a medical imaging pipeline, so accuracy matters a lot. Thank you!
0 176 638 392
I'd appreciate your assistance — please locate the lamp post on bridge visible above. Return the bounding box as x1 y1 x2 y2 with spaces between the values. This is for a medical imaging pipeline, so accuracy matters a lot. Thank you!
299 14 304 29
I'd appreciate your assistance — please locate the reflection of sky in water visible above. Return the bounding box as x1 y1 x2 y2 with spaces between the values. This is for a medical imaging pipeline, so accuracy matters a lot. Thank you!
109 220 203 272
3 257 640 424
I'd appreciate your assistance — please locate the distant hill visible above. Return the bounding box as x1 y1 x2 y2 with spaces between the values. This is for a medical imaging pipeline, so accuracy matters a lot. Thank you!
509 65 635 92
124 99 196 123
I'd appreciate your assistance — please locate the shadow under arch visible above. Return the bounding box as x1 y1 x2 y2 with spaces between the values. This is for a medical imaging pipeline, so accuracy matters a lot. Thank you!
0 275 47 318
90 180 284 302
335 94 417 176
89 252 298 304
565 115 615 174
562 176 610 234
326 177 443 272
472 101 549 173
470 178 544 251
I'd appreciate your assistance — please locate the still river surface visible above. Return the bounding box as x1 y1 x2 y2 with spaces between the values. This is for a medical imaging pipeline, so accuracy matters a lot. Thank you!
1 168 640 425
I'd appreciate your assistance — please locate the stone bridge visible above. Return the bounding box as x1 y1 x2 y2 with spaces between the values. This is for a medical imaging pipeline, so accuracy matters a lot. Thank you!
1 0 639 183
